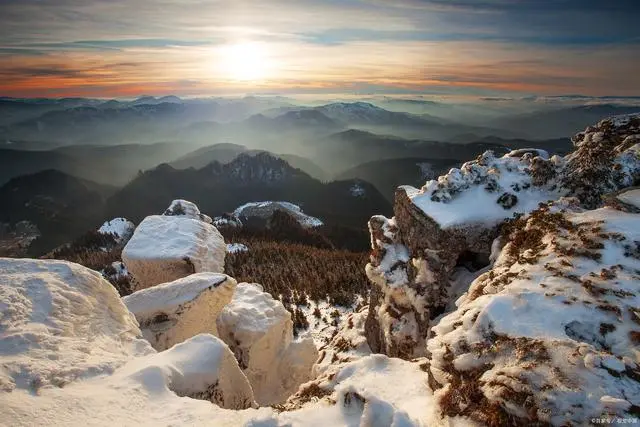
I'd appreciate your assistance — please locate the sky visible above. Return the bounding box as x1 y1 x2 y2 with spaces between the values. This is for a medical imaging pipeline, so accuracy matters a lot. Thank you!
0 0 638 98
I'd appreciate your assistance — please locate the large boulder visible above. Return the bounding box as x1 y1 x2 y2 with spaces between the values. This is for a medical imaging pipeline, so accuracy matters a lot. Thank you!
123 273 236 351
217 283 318 405
0 258 150 393
122 214 226 291
426 199 640 425
365 114 640 359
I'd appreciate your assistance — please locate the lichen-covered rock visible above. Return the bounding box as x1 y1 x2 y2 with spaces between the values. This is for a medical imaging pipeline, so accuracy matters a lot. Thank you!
426 200 640 425
365 114 640 360
122 273 236 351
122 214 226 290
217 283 318 405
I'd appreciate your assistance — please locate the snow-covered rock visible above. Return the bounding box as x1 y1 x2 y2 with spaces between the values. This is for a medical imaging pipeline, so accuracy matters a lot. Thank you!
164 199 212 224
0 259 433 426
213 213 243 229
0 258 150 392
98 218 135 243
114 334 255 410
365 113 640 359
226 243 249 254
217 283 319 405
122 215 226 290
426 200 640 425
233 201 323 228
123 273 236 351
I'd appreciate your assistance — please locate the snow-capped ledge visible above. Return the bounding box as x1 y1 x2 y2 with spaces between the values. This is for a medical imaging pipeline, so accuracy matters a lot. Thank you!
123 273 236 351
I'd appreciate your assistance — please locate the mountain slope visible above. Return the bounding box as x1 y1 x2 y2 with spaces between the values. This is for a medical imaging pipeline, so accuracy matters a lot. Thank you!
0 170 114 254
335 157 460 201
106 153 391 227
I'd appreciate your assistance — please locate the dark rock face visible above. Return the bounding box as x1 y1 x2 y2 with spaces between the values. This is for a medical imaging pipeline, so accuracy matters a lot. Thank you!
365 188 499 358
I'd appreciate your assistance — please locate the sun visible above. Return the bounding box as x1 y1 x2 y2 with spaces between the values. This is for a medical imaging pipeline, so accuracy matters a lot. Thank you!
220 42 270 82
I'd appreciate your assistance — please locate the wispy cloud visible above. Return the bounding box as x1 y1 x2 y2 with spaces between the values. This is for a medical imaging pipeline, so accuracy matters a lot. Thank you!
0 0 637 97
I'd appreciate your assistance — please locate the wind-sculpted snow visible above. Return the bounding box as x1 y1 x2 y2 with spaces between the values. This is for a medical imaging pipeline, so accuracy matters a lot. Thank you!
123 273 236 351
122 214 226 290
217 283 318 405
0 258 149 393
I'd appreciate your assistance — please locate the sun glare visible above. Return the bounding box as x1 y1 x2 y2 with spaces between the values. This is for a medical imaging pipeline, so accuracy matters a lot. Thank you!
220 42 271 82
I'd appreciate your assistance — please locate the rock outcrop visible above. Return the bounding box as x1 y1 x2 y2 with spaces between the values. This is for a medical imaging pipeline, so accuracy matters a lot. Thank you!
365 114 640 359
426 196 640 424
217 283 319 405
122 201 225 290
123 273 236 351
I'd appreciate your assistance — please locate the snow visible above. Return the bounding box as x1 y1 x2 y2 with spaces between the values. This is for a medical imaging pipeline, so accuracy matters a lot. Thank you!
284 354 438 427
97 218 135 243
233 201 324 228
122 215 226 290
101 260 128 281
504 148 550 159
617 188 640 209
226 243 249 254
113 334 255 409
2 334 271 426
164 199 212 224
213 215 243 228
0 258 150 392
1 261 432 426
123 273 236 351
427 203 640 424
406 151 558 228
217 283 318 405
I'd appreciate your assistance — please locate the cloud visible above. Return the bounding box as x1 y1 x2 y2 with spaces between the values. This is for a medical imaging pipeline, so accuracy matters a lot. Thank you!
0 0 638 97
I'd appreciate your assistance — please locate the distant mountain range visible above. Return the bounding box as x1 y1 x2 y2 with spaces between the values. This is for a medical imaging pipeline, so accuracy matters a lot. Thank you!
0 153 392 255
